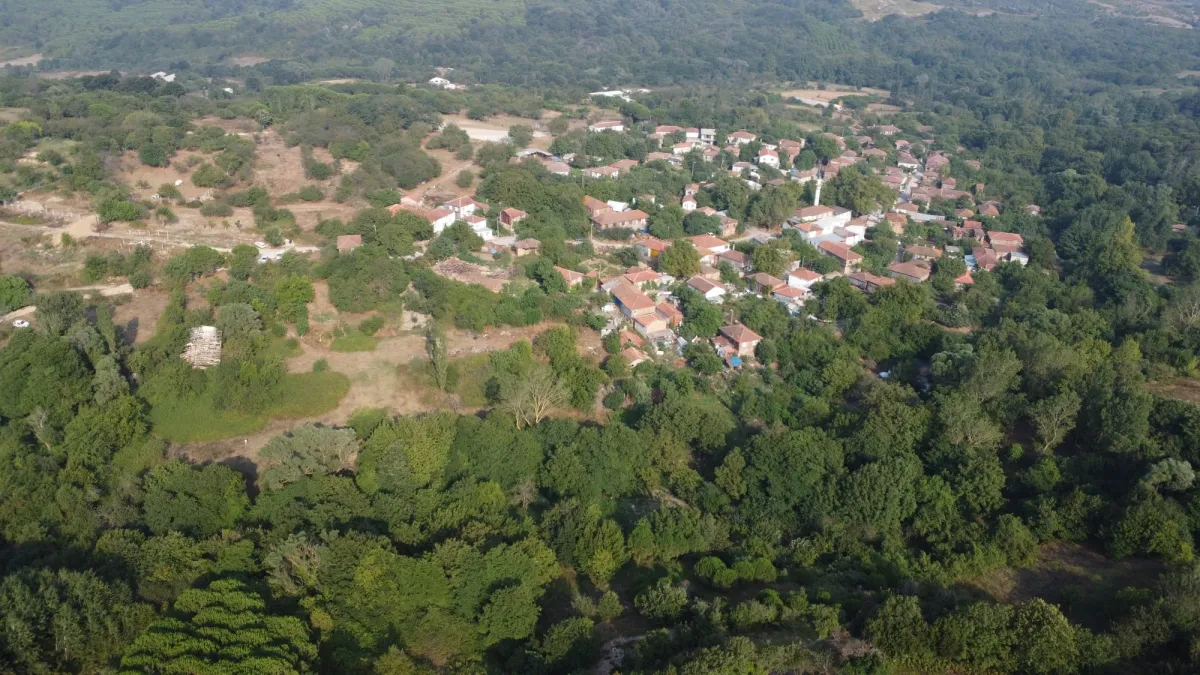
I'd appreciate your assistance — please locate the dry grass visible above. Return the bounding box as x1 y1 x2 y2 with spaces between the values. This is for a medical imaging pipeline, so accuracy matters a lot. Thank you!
1147 377 1200 404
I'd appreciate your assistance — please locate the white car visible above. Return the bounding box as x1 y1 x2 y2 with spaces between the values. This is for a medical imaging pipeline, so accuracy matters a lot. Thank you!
254 242 267 249
12 319 29 328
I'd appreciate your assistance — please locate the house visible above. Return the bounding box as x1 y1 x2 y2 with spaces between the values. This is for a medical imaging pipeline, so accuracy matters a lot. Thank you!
729 130 757 145
635 237 671 261
701 146 721 162
681 195 697 211
647 152 673 162
718 215 739 238
690 234 730 254
656 302 684 327
589 120 625 132
687 276 727 302
1025 204 1042 216
718 249 752 274
633 312 668 337
718 324 763 358
749 272 786 294
500 207 527 227
893 202 919 214
772 285 808 313
987 231 1024 247
973 247 1000 271
887 260 932 283
883 212 908 233
897 153 920 170
756 148 779 168
623 268 668 287
954 271 974 288
592 209 649 232
545 161 571 176
652 125 684 139
795 205 835 223
905 244 943 261
611 158 639 174
700 128 717 144
620 347 648 367
584 166 620 179
848 271 895 293
817 241 863 273
979 202 1001 217
583 195 611 218
512 238 541 257
464 215 495 240
611 283 657 318
876 124 901 136
731 161 755 175
788 268 823 290
393 202 457 233
336 234 362 252
442 196 478 219
555 266 586 288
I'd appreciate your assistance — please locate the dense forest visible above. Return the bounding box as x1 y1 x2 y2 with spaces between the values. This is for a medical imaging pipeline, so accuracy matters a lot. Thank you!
4 0 1200 671
2 0 1199 94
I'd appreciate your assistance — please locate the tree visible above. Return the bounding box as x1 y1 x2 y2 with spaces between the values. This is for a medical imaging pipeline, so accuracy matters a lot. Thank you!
509 124 534 148
0 275 30 313
752 244 790 277
121 578 316 673
1012 599 1080 675
142 460 250 536
425 322 452 391
34 290 84 337
683 211 722 236
456 169 474 188
649 204 686 239
500 364 569 429
634 578 688 622
190 162 231 188
660 240 701 279
1029 390 1081 453
259 425 359 491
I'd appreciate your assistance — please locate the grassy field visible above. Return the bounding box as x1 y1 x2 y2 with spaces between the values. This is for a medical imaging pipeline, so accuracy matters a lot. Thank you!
331 332 378 352
150 371 351 443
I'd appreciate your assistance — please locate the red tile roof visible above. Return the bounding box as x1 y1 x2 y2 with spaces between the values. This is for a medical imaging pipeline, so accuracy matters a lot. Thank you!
720 323 763 345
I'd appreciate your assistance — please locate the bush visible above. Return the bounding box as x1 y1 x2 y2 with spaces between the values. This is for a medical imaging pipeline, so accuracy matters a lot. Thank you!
456 169 475 188
358 316 385 335
264 228 284 246
191 163 231 188
129 270 153 289
297 185 324 202
313 359 329 373
139 144 170 167
634 579 688 622
200 201 233 217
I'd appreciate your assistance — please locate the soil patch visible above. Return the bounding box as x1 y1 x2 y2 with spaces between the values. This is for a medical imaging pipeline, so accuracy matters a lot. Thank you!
0 53 43 67
230 56 270 67
441 113 552 149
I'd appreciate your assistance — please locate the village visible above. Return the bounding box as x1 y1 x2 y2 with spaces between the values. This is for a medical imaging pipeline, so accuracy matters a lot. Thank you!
362 112 1033 371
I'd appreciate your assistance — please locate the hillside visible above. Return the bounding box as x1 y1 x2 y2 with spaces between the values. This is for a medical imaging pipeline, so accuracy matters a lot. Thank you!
1 0 1197 93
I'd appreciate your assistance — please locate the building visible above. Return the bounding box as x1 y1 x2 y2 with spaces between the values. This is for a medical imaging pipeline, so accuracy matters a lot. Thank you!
656 302 683 327
442 196 478 219
592 209 649 232
795 205 835 223
772 285 808 313
611 158 639 174
584 166 620 179
848 271 895 293
887 260 932 283
987 231 1024 247
972 247 1000 271
620 347 649 367
905 244 943 261
545 161 571 176
718 249 752 274
756 148 779 168
336 234 362 252
611 283 657 318
681 195 697 211
589 120 625 132
512 238 541 257
817 241 863 273
718 324 762 358
687 276 727 302
788 268 822 290
729 130 757 145
633 312 668 337
635 237 671 262
583 195 610 218
749 272 786 294
500 207 527 227
690 234 730 254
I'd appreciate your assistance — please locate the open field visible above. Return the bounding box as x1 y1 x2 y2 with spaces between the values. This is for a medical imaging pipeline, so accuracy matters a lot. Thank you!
1147 377 1200 403
778 83 892 107
851 0 941 20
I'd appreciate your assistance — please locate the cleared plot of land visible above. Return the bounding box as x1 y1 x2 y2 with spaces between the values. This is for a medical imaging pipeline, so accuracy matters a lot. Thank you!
0 53 42 67
441 113 553 147
966 542 1164 628
850 0 942 20
0 107 30 122
1147 377 1200 403
778 83 892 103
230 55 270 67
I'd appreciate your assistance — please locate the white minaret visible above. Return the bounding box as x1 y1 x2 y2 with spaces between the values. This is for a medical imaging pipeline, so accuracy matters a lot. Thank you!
813 178 823 206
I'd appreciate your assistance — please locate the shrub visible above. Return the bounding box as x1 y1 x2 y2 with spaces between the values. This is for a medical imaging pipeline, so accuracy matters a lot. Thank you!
297 185 324 202
200 201 233 217
312 359 329 373
129 270 153 289
264 228 284 246
359 316 385 335
456 169 474 188
191 163 231 188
